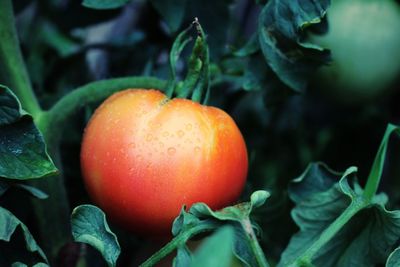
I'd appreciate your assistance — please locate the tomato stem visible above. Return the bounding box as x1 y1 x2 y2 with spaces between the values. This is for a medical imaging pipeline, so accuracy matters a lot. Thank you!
0 0 42 117
291 198 365 266
37 76 166 145
241 219 270 267
140 221 220 267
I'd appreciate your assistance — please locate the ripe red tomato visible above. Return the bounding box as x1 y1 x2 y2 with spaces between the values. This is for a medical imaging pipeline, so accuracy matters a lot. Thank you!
80 89 248 236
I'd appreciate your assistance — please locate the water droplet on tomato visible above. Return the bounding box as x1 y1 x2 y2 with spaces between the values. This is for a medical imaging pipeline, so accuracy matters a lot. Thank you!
136 155 143 161
159 142 164 147
194 146 201 153
163 131 169 137
129 142 136 149
167 147 176 155
177 130 184 137
146 134 153 142
185 124 192 131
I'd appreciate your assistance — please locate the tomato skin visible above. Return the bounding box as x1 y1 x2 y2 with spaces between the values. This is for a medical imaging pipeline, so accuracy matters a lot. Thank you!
80 89 248 236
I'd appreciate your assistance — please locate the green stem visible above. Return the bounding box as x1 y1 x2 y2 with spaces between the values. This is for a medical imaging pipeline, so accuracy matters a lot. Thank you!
0 0 42 116
363 124 399 201
140 222 219 267
291 199 365 266
242 219 270 267
37 76 166 144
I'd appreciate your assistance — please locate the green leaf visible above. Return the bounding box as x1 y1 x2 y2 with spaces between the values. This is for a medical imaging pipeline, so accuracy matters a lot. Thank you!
189 190 269 222
258 0 331 92
71 205 121 267
234 33 259 57
364 124 400 200
82 0 131 9
0 179 48 199
0 206 48 265
150 0 187 32
12 263 48 267
242 56 272 91
173 245 192 267
190 226 235 267
0 85 57 179
386 247 400 267
279 163 400 267
174 191 270 267
142 191 270 266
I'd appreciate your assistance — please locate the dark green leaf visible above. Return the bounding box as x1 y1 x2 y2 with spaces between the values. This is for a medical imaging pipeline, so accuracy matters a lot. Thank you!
386 247 400 267
190 226 235 267
150 0 187 32
172 206 201 236
234 34 259 57
82 0 131 9
0 206 48 265
173 245 192 267
12 263 48 267
279 163 400 267
242 56 271 91
0 179 48 199
0 85 57 179
258 0 331 92
171 191 269 267
71 205 120 267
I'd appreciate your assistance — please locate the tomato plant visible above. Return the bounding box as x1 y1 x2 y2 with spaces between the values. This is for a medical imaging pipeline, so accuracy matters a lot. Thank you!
311 0 400 104
1 0 400 267
81 89 248 235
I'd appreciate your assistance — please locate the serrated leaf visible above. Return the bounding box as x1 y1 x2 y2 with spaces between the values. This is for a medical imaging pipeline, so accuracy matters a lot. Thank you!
150 0 187 32
0 206 48 265
0 85 57 180
190 226 235 267
386 247 400 267
71 205 120 267
279 163 400 267
258 0 331 92
82 0 131 9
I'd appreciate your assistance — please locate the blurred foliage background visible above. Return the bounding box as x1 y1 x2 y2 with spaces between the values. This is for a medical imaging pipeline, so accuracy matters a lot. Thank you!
4 0 400 265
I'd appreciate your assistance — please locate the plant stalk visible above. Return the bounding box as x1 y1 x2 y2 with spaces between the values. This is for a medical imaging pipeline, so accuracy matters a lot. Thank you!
0 0 42 116
37 76 166 144
242 219 270 267
291 199 365 266
140 222 219 267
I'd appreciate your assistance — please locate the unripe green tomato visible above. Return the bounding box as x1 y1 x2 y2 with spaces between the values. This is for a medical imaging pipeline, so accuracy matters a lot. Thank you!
311 0 400 104
80 89 248 236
